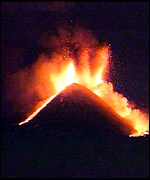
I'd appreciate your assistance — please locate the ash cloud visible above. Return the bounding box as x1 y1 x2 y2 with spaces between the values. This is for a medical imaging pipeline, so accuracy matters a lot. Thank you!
1 26 100 125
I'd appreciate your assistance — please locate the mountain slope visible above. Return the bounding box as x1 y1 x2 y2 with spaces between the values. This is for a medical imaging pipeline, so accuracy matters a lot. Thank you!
2 83 149 178
21 83 136 136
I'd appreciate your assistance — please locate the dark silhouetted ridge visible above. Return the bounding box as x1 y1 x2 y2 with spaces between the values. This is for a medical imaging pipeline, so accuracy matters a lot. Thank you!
21 83 136 136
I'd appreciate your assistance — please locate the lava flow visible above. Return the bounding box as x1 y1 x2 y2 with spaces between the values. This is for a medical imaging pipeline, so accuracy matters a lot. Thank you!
19 28 149 137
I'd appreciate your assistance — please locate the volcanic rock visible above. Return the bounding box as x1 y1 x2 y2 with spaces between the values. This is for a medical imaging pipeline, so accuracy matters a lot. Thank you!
21 83 136 136
2 83 149 178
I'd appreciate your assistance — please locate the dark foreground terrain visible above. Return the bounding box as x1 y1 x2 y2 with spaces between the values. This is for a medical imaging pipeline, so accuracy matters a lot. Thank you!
1 84 149 178
1 124 149 178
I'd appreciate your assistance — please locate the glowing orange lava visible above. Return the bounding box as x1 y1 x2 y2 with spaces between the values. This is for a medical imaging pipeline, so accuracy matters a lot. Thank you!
19 40 149 137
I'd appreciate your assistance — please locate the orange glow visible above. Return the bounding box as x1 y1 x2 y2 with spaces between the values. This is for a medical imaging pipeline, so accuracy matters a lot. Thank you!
19 94 57 125
19 32 149 137
51 61 76 93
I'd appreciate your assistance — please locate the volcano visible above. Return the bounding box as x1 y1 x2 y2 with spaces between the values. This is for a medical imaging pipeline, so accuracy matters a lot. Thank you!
21 83 136 136
2 83 149 178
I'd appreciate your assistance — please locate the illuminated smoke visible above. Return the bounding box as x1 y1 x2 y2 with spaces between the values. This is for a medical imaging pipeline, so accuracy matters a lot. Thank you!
2 26 149 137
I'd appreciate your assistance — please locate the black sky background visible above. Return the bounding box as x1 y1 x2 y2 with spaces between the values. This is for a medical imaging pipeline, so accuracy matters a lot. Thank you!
1 2 149 124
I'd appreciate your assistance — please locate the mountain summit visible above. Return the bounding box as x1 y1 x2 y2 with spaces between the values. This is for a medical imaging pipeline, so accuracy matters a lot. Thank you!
22 83 136 136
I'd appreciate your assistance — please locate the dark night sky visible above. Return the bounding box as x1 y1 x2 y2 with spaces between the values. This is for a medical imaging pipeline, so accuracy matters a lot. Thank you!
1 2 149 124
